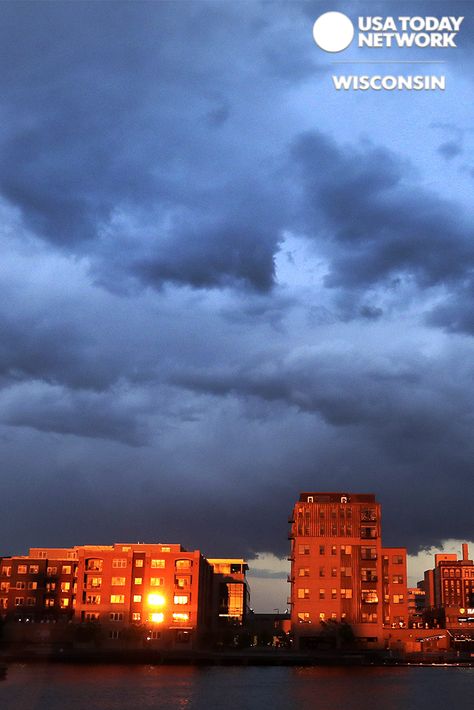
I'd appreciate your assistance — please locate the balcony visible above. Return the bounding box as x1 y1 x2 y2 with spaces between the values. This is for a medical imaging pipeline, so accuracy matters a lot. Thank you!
361 592 379 604
360 527 377 540
361 510 377 522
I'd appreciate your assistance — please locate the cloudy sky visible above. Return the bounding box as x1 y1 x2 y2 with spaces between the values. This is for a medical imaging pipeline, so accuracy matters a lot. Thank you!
0 0 473 610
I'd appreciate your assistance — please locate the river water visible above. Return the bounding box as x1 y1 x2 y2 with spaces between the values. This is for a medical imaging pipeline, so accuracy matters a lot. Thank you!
1 664 473 709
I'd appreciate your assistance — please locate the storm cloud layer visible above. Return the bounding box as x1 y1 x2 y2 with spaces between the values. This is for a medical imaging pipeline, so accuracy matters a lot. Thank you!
0 1 473 561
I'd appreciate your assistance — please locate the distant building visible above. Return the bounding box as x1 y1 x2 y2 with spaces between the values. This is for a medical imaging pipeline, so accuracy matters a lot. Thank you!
424 543 474 636
207 558 249 627
288 492 408 649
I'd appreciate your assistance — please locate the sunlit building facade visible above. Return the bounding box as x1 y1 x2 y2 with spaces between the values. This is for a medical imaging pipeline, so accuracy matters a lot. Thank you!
288 492 408 649
1 542 215 648
424 543 474 632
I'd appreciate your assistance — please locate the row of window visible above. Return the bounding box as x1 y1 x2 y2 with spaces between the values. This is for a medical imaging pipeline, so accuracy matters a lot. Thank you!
84 576 192 589
295 589 404 603
0 581 73 592
1 565 73 577
85 558 193 572
83 594 190 605
0 597 71 608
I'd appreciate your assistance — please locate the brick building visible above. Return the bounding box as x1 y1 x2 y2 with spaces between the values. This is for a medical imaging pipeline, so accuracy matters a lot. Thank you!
424 543 474 636
1 542 220 649
288 492 408 649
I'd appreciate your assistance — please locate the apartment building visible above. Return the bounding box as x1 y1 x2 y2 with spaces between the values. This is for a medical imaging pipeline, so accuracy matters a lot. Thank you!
288 492 408 649
1 542 215 648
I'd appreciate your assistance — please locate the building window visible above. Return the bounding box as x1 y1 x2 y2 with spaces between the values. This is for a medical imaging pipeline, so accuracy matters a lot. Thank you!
331 546 337 556
135 559 144 567
341 589 352 599
319 567 325 577
172 612 190 622
109 630 120 639
133 594 142 602
319 545 325 555
361 590 378 604
319 589 325 599
47 567 57 576
151 559 166 568
27 597 36 606
175 576 190 588
18 565 27 574
0 582 9 592
297 588 310 599
361 612 378 623
132 612 141 621
298 568 310 577
161 547 171 552
62 565 72 575
134 577 143 585
84 612 100 621
297 612 310 623
109 612 123 621
14 597 24 606
361 569 377 582
88 577 102 589
86 559 103 572
392 556 403 564
28 582 38 590
173 595 189 605
392 575 404 584
61 582 71 592
150 612 164 623
110 595 125 604
16 581 26 590
85 594 101 604
319 612 325 620
331 568 337 577
111 577 126 586
393 595 404 604
150 577 164 587
38 551 47 559
331 589 337 599
341 545 352 554
149 631 161 639
1 566 11 577
341 567 352 577
60 598 70 608
112 559 127 569
29 565 39 574
44 598 55 607
361 547 377 560
175 559 192 570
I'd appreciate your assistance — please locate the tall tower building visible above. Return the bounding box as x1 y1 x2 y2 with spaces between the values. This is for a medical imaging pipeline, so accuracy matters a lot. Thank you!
288 492 408 649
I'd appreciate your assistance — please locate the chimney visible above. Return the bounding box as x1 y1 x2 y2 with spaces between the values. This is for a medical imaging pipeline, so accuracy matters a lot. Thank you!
462 543 469 562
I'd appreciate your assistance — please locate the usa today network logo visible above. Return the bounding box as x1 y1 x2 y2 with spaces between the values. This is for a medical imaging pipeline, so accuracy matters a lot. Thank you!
312 11 464 91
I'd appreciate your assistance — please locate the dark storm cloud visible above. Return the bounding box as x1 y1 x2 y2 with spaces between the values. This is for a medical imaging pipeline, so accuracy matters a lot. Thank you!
1 385 148 446
291 130 474 294
0 0 313 292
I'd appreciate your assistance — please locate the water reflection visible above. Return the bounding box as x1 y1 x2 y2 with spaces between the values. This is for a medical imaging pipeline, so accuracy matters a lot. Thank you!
0 664 472 710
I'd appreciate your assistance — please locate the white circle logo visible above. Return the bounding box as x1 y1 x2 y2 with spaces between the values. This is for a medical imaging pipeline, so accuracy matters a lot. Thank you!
312 12 354 53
